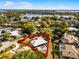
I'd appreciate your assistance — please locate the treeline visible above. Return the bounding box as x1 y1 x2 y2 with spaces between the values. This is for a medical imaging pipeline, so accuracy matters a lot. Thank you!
0 9 55 15
0 9 79 15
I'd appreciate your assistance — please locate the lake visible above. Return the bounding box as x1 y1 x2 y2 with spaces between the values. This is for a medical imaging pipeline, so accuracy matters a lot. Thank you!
25 14 53 18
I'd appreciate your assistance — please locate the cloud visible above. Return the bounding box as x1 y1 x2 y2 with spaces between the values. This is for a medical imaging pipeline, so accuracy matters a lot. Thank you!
0 1 77 10
0 1 32 9
0 1 14 7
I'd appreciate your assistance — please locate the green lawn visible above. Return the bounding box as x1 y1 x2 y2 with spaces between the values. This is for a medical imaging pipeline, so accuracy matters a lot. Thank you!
0 43 2 47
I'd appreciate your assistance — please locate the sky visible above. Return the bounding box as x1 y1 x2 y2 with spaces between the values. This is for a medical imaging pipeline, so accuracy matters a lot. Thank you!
0 0 79 10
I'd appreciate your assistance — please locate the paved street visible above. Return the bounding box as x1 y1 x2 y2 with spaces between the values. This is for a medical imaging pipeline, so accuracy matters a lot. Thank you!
47 41 53 59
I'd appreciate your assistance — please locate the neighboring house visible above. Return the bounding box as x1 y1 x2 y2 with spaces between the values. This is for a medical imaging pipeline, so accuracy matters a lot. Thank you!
35 21 41 27
60 16 70 19
60 44 79 59
74 42 79 48
20 17 28 22
68 27 78 31
5 28 13 33
10 30 20 37
61 35 78 43
20 14 30 21
57 15 74 19
0 28 13 34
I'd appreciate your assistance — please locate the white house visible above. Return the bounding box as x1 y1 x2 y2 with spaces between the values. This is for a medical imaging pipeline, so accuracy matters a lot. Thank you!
68 27 78 31
10 31 20 37
31 37 47 47
37 45 47 53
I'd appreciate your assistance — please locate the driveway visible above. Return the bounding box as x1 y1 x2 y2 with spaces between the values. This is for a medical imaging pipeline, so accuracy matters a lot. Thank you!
0 36 23 52
0 41 14 52
8 43 19 54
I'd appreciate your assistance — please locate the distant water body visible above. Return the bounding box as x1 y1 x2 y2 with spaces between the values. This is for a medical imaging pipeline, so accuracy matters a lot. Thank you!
56 10 79 12
25 14 53 18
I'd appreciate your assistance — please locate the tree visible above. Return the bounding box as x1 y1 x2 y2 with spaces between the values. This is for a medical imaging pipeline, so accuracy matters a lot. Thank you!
62 28 68 33
41 21 48 27
0 52 12 59
32 16 40 21
61 20 69 28
40 28 52 35
76 16 79 21
0 16 6 26
23 22 36 34
12 50 46 59
52 16 58 20
1 32 10 41
53 28 63 40
47 19 52 25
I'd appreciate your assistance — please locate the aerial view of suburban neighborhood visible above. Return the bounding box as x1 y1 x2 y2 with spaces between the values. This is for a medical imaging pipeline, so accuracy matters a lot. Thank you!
0 0 79 59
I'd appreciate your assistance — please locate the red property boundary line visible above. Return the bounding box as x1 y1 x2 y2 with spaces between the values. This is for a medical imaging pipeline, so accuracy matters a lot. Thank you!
18 34 51 57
